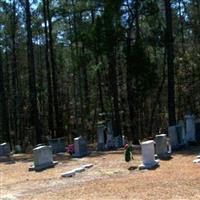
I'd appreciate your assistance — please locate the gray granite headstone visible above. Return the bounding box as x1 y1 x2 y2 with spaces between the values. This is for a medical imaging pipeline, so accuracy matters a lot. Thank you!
0 143 10 157
30 145 57 171
155 134 171 159
73 136 89 157
168 124 186 150
48 137 66 154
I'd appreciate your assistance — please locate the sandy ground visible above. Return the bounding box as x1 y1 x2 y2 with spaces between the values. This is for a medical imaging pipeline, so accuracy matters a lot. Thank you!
0 146 200 200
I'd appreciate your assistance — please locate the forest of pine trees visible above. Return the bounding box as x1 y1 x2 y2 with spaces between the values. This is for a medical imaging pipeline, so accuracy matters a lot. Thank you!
0 0 200 147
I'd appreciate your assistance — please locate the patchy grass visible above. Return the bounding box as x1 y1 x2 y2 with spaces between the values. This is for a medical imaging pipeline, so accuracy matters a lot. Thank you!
0 146 200 200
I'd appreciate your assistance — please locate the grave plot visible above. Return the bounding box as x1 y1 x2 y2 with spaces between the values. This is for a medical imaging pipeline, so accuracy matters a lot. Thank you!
29 145 58 171
72 136 89 158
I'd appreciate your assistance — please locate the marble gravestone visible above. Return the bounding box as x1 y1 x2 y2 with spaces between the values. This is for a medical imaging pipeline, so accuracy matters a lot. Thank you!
73 136 89 158
185 114 196 143
139 140 159 170
155 134 171 159
0 143 10 157
30 145 58 171
48 137 66 154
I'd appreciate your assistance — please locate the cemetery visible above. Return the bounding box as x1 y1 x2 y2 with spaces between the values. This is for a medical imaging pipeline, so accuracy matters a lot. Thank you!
1 114 200 200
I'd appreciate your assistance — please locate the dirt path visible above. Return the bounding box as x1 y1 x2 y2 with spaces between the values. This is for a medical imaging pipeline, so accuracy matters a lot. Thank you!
1 147 200 200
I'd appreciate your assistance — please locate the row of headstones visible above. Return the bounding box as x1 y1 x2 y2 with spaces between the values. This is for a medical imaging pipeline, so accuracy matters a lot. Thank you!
96 122 125 151
168 114 200 150
139 134 171 169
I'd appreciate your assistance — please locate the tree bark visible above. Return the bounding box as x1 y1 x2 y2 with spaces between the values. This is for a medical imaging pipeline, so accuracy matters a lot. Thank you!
0 50 11 144
164 0 176 126
42 0 54 137
25 0 42 144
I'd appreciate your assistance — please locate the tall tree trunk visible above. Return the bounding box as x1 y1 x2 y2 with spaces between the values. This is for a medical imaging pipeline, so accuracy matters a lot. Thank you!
0 51 11 144
11 0 20 144
25 0 42 144
42 0 54 137
46 0 63 137
164 0 176 126
104 1 122 137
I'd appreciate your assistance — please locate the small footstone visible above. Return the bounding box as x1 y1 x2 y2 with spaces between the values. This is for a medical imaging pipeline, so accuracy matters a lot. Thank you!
74 167 85 173
193 159 200 163
61 170 76 177
82 164 93 169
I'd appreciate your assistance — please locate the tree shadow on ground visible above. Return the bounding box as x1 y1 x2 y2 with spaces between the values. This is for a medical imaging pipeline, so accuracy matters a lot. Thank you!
173 146 200 156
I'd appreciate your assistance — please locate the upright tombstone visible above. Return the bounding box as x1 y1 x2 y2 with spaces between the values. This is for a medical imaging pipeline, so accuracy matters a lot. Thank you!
185 114 196 142
73 136 89 158
30 145 58 171
139 140 159 169
48 137 66 154
155 134 171 159
97 124 105 151
0 143 10 157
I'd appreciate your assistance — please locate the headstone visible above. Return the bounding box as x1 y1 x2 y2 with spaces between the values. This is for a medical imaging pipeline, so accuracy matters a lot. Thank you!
139 140 159 170
168 125 185 150
0 143 10 157
73 136 89 157
48 137 66 154
185 114 196 142
30 145 58 171
155 134 171 159
97 125 105 151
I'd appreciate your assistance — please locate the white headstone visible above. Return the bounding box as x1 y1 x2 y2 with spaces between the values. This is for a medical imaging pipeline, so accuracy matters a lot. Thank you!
139 140 159 169
185 114 196 142
31 145 57 171
155 134 171 158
